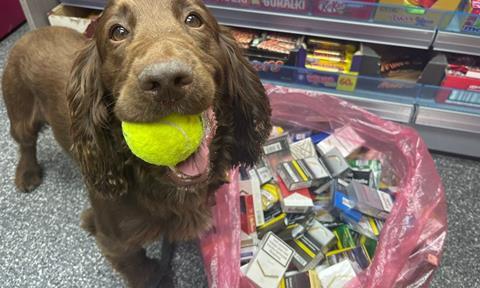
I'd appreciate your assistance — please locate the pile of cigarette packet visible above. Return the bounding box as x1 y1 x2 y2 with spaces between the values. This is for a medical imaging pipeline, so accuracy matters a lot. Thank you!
239 125 396 288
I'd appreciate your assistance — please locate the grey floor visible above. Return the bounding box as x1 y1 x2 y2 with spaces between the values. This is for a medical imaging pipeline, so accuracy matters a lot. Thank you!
1 25 479 288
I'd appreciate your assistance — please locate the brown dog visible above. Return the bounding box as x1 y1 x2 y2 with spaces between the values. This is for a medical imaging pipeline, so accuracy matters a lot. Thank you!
1 0 271 287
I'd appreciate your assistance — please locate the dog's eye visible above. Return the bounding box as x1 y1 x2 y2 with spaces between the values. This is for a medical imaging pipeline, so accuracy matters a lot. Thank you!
185 14 203 28
110 25 130 41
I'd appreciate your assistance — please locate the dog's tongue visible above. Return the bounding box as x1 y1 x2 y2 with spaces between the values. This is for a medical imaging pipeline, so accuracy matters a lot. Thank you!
175 140 209 177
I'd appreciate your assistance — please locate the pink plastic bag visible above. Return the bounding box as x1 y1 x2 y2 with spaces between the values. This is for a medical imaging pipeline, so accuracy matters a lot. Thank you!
201 83 447 288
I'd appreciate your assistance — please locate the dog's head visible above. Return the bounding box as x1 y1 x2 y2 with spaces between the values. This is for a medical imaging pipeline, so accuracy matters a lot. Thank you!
67 0 271 198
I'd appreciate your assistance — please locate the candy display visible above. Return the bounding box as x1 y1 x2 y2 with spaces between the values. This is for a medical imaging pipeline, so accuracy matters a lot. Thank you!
305 39 357 74
376 46 430 82
238 123 400 286
436 55 480 107
231 27 306 69
375 0 463 29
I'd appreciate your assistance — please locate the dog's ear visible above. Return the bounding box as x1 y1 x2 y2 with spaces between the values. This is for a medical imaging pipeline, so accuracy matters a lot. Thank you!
67 40 127 199
218 27 272 167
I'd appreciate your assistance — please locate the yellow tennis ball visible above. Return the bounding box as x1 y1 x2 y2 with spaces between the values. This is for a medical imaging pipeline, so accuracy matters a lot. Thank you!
122 114 204 166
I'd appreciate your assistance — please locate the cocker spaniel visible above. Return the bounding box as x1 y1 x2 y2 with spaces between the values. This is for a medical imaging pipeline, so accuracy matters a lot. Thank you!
2 0 271 287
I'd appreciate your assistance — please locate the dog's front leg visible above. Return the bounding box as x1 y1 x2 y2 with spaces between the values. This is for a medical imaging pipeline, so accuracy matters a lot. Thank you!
95 232 173 288
81 208 174 288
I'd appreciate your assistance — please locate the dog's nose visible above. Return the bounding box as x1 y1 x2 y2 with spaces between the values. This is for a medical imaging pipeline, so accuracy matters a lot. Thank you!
138 61 193 93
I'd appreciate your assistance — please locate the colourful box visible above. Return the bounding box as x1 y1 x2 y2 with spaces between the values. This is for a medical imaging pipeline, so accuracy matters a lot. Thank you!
374 0 463 29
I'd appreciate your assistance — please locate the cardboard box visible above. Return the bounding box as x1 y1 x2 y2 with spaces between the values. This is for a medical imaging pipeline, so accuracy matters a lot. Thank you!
321 148 350 177
316 126 364 158
290 138 317 160
257 213 287 239
277 158 331 191
317 260 357 288
347 181 393 220
345 215 381 240
241 245 257 265
261 183 281 211
326 246 371 270
462 16 480 33
48 4 100 34
289 234 325 272
374 0 463 29
239 168 265 226
333 191 363 222
280 270 321 288
307 220 337 253
254 157 274 185
245 232 295 288
436 64 480 108
333 225 356 250
263 134 293 171
278 161 312 190
241 230 259 248
278 177 314 214
240 194 256 234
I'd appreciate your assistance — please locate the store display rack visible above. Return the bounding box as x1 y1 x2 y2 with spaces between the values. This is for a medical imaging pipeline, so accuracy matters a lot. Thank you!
18 0 480 157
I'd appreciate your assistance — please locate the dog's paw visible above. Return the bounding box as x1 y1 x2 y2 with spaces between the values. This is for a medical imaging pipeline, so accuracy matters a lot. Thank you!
15 165 43 192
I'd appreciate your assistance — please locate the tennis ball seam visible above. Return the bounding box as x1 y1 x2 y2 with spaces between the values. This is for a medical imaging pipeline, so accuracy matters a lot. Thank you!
158 119 195 156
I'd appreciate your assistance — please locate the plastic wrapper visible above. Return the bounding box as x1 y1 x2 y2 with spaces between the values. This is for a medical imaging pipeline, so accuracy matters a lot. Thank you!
201 83 447 288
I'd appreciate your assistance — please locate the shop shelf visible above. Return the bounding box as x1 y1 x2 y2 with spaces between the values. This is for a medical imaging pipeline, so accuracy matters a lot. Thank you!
414 85 480 158
205 3 437 49
61 0 105 9
434 12 480 56
256 65 417 123
416 85 480 133
61 0 440 49
56 0 480 157
60 0 480 55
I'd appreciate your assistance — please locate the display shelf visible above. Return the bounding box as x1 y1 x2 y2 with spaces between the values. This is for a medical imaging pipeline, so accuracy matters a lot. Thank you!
412 124 480 158
433 12 480 56
18 0 480 157
416 86 480 133
206 5 435 50
61 0 104 9
59 0 437 49
434 31 480 57
258 66 417 123
415 106 480 134
414 85 480 158
60 0 480 55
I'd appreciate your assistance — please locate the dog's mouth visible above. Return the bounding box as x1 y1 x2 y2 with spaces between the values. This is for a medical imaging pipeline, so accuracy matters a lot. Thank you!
166 108 216 186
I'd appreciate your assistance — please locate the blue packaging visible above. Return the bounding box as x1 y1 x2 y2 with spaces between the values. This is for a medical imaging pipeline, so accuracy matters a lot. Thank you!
333 191 362 222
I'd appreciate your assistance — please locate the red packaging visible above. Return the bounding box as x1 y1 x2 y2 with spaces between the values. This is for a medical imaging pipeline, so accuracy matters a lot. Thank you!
277 177 312 200
312 0 377 20
240 194 256 234
406 0 438 8
436 65 480 104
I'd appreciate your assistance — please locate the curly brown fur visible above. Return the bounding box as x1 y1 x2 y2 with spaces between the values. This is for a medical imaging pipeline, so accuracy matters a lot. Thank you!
1 0 271 287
